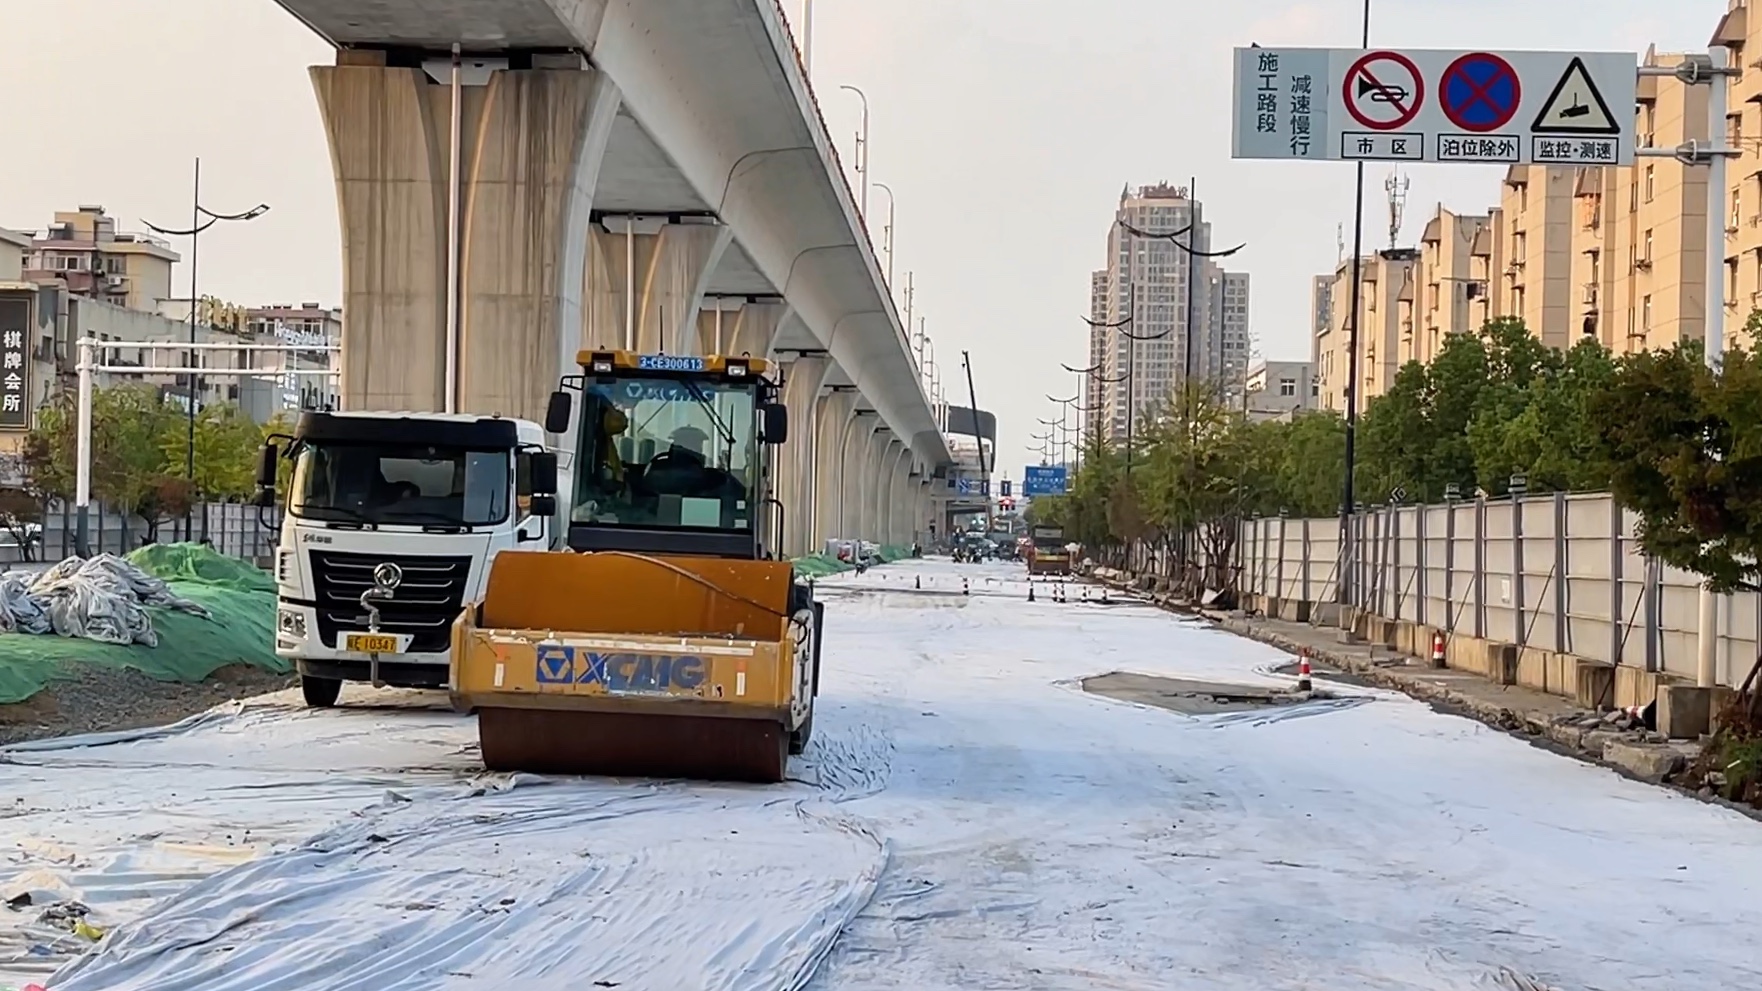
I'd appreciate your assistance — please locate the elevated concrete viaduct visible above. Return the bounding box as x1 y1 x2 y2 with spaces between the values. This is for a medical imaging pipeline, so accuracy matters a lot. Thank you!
275 0 950 555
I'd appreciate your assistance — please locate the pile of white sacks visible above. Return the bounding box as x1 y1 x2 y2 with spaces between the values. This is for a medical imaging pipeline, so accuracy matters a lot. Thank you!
0 554 210 647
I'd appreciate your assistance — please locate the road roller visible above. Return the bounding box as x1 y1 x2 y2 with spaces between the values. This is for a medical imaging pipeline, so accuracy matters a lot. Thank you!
449 350 823 783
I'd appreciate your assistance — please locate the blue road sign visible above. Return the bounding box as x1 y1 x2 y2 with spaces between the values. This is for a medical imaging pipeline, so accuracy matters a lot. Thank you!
956 478 974 495
1023 465 1068 497
1440 52 1520 133
1001 480 1012 497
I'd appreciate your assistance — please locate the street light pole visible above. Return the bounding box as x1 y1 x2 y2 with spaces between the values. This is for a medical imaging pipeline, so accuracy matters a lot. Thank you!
1339 0 1371 607
840 85 869 219
143 160 269 541
872 181 897 287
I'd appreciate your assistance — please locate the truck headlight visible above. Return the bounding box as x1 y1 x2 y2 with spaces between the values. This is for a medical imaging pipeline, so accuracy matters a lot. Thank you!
277 608 307 640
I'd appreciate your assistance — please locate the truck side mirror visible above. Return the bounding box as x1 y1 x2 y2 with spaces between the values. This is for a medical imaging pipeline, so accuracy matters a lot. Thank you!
544 391 573 434
527 494 557 518
253 443 278 508
529 451 559 495
761 402 788 445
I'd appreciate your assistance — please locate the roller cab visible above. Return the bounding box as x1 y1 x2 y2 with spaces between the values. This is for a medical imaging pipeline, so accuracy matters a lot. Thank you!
450 351 823 783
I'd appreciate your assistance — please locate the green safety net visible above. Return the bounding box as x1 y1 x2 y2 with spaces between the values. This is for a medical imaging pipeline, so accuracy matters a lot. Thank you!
0 543 288 705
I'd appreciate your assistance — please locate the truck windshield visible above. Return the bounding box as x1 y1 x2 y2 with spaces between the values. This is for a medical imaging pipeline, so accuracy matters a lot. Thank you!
570 377 760 530
289 442 512 526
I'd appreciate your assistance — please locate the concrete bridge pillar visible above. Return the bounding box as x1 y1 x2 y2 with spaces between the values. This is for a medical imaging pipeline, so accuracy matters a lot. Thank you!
866 434 900 545
838 409 878 541
811 390 856 548
586 219 733 355
312 53 620 420
885 447 911 546
774 354 830 558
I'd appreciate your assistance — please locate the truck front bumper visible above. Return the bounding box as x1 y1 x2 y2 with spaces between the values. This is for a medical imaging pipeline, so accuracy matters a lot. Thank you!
275 599 451 689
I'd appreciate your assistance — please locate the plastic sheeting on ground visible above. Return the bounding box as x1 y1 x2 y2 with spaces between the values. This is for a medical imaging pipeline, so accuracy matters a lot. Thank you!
0 698 887 991
0 554 211 647
0 544 287 704
13 559 1762 989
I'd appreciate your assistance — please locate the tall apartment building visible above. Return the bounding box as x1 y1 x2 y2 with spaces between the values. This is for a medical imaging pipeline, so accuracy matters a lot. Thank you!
1496 47 1708 352
1311 248 1420 410
1087 182 1250 441
1702 3 1762 349
1213 269 1252 405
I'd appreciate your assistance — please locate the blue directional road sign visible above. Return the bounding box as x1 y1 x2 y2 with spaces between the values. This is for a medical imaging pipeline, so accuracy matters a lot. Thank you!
1023 465 1068 497
956 478 974 495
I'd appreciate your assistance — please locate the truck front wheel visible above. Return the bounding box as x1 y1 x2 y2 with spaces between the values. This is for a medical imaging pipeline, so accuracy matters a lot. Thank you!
301 674 343 708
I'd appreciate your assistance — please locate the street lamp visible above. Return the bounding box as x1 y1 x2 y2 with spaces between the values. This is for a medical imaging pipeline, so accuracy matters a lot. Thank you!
143 156 269 540
800 0 815 77
872 181 897 287
840 85 869 219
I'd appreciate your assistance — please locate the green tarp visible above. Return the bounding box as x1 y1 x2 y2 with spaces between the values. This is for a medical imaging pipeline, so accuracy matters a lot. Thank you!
0 543 288 705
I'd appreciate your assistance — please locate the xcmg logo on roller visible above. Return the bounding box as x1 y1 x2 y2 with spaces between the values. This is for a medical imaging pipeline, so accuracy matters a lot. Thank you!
533 644 708 692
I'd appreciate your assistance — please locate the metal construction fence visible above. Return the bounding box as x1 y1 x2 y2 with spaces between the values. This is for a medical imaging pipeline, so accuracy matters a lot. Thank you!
1240 491 1754 690
6 500 282 566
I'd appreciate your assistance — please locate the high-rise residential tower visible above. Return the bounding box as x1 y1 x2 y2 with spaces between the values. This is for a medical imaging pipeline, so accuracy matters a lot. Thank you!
1086 182 1250 442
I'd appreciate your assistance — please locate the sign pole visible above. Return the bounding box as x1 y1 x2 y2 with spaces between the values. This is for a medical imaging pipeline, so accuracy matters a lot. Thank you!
1340 0 1370 609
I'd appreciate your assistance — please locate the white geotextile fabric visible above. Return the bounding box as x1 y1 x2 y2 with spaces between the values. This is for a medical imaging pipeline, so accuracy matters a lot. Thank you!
5 561 1762 989
0 554 210 646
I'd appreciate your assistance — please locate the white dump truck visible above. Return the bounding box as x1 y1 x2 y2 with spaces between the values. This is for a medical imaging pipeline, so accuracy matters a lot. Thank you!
254 410 566 706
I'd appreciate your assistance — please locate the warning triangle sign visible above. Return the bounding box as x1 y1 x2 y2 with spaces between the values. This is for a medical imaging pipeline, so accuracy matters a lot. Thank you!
1531 56 1620 134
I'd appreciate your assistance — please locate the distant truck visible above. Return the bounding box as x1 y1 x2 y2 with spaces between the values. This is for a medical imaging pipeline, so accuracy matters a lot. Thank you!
256 411 567 707
1026 525 1072 576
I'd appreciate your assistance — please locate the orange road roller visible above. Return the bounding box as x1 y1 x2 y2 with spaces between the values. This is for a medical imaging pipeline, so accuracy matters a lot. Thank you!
449 351 823 783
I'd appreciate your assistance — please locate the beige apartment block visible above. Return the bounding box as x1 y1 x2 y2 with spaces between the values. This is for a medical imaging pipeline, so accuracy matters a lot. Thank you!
1469 208 1509 330
1414 207 1491 363
1497 166 1577 348
1311 248 1417 411
1714 2 1762 346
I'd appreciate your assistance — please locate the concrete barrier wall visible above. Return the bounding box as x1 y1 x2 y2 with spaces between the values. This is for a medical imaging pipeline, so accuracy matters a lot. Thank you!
1241 492 1755 692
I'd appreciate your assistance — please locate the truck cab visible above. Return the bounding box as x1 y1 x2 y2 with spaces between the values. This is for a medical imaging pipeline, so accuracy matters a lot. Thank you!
258 410 567 706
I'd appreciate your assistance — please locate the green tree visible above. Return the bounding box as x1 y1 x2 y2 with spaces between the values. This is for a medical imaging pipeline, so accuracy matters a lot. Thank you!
162 402 268 500
1269 411 1345 517
24 385 263 541
1587 339 1762 591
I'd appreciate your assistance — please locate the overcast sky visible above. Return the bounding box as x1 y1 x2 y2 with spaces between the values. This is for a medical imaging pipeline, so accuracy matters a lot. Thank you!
0 0 1728 475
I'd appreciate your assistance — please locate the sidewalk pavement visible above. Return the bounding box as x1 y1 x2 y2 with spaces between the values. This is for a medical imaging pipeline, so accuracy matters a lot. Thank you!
1087 570 1747 816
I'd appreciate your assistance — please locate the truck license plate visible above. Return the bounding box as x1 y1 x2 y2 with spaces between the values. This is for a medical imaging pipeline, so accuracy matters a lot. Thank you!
345 633 401 654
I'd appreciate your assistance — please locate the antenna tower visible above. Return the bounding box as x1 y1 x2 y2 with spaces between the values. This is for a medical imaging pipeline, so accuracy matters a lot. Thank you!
1384 170 1410 249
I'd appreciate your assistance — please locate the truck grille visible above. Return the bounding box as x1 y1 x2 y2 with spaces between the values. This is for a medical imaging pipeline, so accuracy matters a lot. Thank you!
309 551 472 654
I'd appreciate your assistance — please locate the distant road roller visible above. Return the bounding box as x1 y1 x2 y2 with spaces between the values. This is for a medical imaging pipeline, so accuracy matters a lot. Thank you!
450 350 823 783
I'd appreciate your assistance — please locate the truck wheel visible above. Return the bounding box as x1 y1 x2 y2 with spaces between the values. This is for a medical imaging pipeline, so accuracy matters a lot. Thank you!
301 675 343 708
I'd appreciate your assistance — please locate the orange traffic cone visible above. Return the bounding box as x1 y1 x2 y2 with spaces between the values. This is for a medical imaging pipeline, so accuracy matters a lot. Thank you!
1296 650 1313 692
